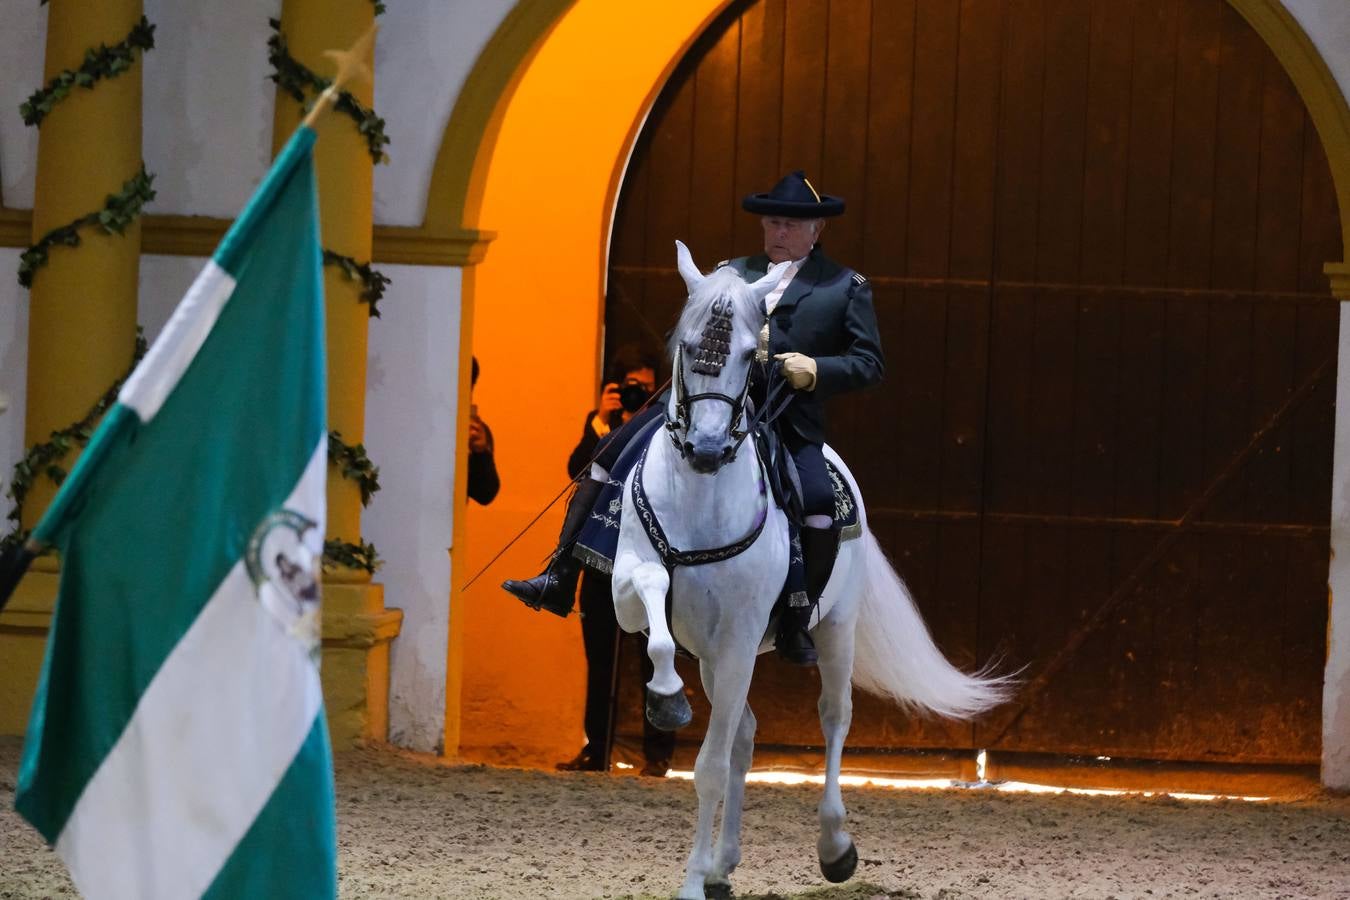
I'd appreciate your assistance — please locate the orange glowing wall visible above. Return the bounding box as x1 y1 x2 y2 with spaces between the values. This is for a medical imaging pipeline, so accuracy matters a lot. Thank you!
454 1 730 764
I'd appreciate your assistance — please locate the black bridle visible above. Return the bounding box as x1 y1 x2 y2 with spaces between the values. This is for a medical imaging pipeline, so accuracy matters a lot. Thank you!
664 339 798 464
664 346 754 458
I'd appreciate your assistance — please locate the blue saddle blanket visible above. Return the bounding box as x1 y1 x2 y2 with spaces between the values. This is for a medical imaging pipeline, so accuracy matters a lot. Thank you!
572 424 861 585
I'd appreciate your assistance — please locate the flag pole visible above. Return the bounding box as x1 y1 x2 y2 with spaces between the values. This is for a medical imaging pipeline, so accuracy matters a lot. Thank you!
300 23 378 132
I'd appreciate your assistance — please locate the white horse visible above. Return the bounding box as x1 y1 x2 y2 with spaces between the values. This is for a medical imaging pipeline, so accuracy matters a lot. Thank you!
610 241 1013 900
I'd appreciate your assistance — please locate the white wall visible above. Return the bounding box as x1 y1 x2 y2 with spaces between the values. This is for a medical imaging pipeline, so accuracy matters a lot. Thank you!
1284 1 1350 112
0 249 28 513
0 1 44 208
1 0 514 226
142 1 280 218
363 264 461 752
372 0 509 226
1329 307 1350 790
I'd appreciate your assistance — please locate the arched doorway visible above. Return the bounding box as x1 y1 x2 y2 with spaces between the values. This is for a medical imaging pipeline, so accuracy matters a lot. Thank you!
433 0 1350 780
604 0 1345 779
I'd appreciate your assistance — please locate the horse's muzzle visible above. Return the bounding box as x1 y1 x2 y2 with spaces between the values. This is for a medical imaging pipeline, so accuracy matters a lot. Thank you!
685 442 732 474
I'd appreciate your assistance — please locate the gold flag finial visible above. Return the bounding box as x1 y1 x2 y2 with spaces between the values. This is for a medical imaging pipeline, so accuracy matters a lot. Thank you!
301 23 378 130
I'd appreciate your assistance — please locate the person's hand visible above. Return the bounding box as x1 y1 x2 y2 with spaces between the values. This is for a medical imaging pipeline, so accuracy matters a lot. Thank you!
598 382 623 419
775 352 818 390
468 415 489 453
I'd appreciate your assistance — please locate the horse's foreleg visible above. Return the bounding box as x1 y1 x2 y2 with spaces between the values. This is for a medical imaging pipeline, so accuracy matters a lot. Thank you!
679 653 755 900
813 611 858 883
623 559 689 730
710 698 756 889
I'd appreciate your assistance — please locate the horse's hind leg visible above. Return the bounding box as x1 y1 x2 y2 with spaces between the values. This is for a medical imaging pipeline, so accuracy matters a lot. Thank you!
813 610 858 883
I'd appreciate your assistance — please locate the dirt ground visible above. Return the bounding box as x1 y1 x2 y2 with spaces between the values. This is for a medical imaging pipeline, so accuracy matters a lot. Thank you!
2 737 1349 899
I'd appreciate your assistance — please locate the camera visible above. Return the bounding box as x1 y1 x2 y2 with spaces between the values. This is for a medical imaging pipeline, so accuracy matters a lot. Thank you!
619 380 652 414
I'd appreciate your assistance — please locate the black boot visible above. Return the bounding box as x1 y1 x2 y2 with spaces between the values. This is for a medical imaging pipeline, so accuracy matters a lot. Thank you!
776 526 839 666
502 477 604 616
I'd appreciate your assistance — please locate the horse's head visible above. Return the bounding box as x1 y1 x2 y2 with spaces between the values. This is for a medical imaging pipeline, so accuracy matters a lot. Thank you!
667 240 789 474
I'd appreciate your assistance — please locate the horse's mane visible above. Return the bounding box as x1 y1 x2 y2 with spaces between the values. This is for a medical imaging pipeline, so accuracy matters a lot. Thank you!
667 265 765 360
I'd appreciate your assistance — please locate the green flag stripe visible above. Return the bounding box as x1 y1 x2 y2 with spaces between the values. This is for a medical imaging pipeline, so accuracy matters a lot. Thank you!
214 127 317 279
202 714 337 900
16 130 325 842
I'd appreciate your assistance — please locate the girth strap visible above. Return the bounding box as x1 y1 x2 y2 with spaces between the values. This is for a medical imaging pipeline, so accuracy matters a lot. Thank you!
631 442 768 568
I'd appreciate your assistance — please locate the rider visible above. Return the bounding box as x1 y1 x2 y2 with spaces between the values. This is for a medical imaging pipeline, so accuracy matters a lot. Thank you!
503 170 884 667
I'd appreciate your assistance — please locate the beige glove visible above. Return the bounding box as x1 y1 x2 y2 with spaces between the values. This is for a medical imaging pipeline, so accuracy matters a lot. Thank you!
775 352 818 391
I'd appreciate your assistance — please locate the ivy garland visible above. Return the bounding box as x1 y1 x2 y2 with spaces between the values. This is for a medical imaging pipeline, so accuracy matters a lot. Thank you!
20 16 156 127
267 18 390 164
18 165 156 288
328 430 381 506
323 538 382 574
2 329 148 555
323 249 390 317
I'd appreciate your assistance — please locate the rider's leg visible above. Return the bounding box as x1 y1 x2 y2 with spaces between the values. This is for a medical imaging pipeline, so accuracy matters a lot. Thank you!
501 474 602 616
502 405 666 615
777 436 837 665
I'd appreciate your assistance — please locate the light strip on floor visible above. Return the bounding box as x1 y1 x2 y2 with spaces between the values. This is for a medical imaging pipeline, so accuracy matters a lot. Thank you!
662 769 1269 801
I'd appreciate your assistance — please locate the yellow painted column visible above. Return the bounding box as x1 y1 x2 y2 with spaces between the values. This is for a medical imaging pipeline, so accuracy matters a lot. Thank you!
270 2 399 747
271 1 375 556
22 1 144 528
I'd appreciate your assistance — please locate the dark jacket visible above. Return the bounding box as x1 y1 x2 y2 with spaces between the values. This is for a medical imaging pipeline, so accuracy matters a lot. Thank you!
467 422 500 505
568 410 605 480
725 246 885 443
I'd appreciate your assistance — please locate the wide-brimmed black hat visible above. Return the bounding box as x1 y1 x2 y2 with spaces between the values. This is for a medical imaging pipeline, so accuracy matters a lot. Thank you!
742 170 845 218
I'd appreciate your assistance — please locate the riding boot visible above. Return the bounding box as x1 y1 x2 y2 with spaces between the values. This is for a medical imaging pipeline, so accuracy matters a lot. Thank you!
501 477 604 617
776 526 838 666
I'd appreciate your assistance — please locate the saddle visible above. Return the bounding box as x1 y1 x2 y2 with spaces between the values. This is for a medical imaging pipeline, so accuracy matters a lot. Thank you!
753 426 862 621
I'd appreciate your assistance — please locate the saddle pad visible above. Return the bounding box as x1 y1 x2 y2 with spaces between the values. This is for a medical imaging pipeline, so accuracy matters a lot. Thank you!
826 459 861 542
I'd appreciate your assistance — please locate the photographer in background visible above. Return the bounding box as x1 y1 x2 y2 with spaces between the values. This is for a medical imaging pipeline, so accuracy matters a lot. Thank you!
466 357 500 506
556 343 674 775
567 344 659 479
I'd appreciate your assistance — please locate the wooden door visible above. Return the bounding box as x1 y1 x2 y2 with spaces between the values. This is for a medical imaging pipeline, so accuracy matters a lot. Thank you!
605 0 1341 769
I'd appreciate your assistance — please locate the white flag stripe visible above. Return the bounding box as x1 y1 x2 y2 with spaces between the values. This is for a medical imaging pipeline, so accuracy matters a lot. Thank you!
119 260 236 422
54 439 327 900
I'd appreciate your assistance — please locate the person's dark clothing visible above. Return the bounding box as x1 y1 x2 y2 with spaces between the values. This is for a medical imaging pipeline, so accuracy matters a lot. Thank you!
467 421 500 505
782 429 833 518
568 410 606 480
568 406 675 769
724 246 884 446
579 570 675 768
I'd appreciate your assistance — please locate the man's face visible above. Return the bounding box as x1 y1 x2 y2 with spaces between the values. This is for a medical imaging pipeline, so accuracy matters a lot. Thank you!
761 216 822 263
624 367 657 393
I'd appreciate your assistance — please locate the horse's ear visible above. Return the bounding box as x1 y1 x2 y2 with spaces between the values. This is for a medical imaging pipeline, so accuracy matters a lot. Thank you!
748 261 791 302
675 240 705 293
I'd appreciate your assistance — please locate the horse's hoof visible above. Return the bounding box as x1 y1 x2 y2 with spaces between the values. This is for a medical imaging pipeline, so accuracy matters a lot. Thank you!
705 880 733 899
819 840 858 884
645 688 692 731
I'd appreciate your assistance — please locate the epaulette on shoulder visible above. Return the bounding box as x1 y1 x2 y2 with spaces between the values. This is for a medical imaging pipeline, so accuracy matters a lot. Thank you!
851 272 867 286
716 259 731 269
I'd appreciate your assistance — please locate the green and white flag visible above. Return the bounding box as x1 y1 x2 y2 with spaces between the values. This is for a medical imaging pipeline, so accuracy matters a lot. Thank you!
15 127 336 899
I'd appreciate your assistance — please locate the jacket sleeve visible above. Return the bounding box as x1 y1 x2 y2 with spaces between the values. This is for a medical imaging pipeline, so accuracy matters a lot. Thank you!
466 423 501 506
812 277 885 397
567 410 603 480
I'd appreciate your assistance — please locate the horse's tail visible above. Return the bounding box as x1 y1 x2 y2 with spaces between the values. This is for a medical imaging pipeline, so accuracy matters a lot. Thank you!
850 528 1014 719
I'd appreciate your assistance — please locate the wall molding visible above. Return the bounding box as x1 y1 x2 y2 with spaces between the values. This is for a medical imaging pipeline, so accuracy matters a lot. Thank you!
1327 262 1350 300
0 208 494 266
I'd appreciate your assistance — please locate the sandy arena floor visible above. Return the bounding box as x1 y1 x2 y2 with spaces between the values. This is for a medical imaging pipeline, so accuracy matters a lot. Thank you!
2 737 1349 899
